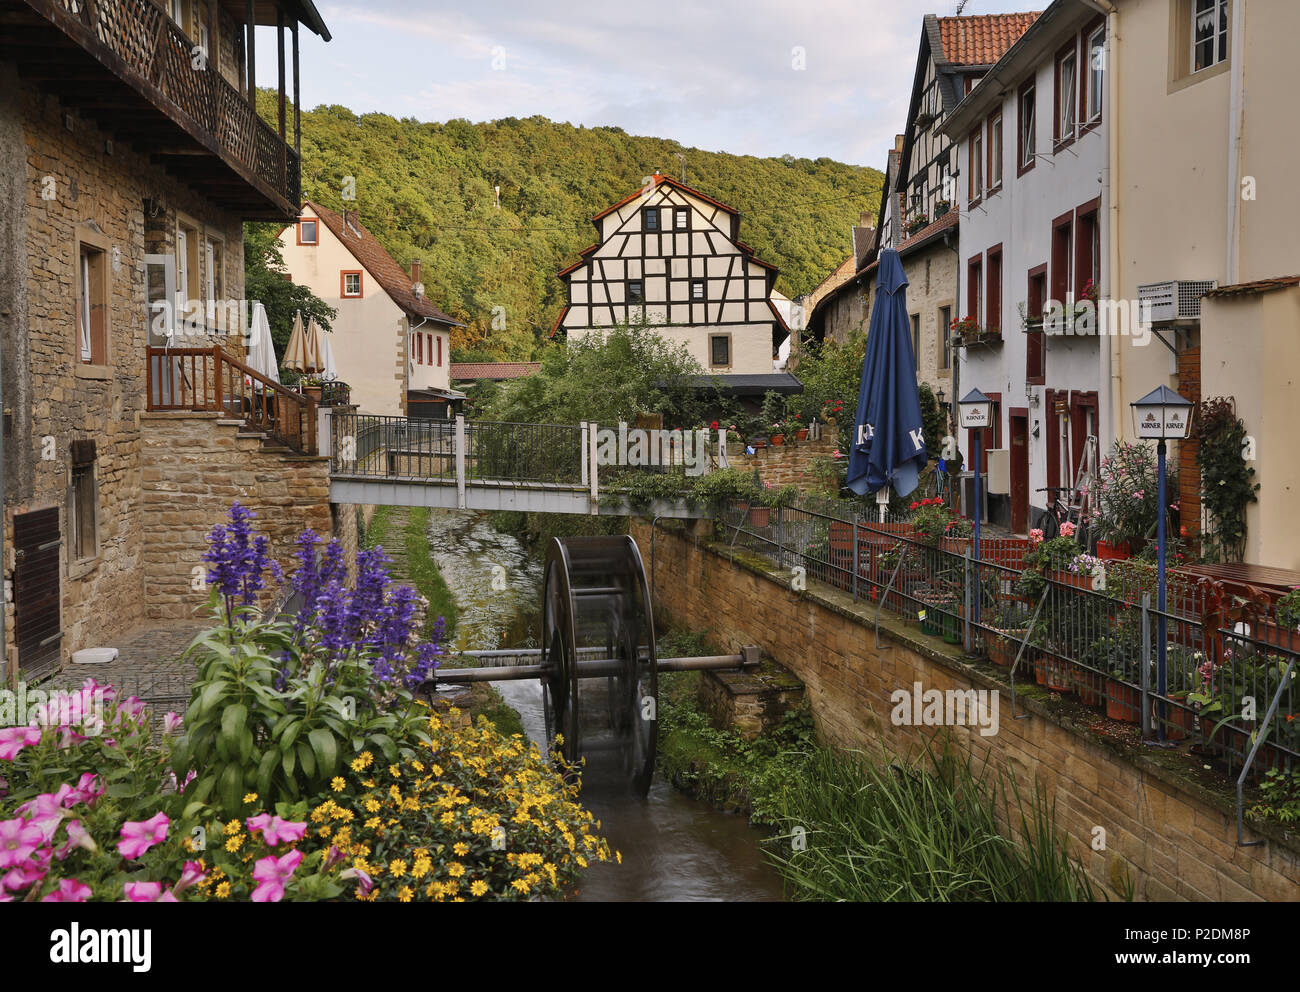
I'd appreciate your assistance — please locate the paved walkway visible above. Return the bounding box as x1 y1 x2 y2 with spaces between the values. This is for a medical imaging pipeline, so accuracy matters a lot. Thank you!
49 620 206 705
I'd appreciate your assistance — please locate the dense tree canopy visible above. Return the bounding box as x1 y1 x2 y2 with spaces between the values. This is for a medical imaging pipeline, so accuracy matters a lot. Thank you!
262 95 882 361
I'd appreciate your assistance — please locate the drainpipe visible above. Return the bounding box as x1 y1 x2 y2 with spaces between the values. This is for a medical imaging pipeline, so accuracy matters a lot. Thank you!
1084 0 1122 445
1225 0 1246 285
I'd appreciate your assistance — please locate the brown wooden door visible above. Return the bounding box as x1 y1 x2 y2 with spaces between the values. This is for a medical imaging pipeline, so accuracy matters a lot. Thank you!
1010 413 1029 534
13 508 62 678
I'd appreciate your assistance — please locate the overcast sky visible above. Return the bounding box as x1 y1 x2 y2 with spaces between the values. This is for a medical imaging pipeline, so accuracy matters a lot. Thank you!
261 0 1044 168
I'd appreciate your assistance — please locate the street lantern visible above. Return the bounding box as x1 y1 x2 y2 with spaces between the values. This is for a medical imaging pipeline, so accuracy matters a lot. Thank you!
958 389 993 625
1131 385 1194 441
1129 384 1194 744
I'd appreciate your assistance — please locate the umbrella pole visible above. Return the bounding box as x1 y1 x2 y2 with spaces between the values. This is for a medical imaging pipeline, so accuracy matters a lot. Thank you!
876 487 889 524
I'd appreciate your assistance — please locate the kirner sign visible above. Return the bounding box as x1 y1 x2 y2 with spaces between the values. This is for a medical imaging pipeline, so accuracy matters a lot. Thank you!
1133 406 1191 440
958 403 990 431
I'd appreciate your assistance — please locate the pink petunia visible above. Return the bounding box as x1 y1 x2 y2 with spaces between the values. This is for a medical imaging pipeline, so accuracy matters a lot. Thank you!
17 790 73 844
67 773 104 808
245 813 273 837
339 866 373 896
0 726 42 761
123 881 178 903
42 878 92 903
0 818 45 870
117 812 169 860
251 849 303 903
58 819 98 860
263 817 307 846
162 712 184 735
2 860 48 893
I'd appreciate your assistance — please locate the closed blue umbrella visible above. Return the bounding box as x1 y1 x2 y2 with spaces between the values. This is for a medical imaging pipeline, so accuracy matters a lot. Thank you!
846 249 928 510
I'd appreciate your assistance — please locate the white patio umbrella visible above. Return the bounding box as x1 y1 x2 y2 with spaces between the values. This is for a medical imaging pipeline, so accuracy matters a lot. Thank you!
319 328 337 381
245 302 281 388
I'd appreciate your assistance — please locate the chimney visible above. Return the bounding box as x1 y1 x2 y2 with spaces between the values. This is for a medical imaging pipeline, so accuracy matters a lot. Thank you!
859 211 876 229
410 259 421 284
894 133 904 153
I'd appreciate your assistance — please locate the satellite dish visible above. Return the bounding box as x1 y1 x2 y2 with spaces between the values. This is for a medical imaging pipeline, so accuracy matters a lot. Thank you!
413 282 425 299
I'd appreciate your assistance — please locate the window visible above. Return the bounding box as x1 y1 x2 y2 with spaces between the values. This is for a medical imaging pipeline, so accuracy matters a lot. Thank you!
674 208 689 230
1192 0 1229 73
341 271 363 298
986 246 1003 334
910 314 921 370
166 0 186 31
1086 24 1105 122
968 128 984 203
967 256 983 327
627 280 644 305
205 237 224 331
177 221 199 324
1018 80 1036 173
1027 265 1047 384
1056 44 1077 144
1075 200 1101 299
690 279 705 301
76 239 107 366
709 334 731 368
70 442 97 563
938 305 951 370
297 218 318 245
1051 214 1073 318
988 113 1003 191
643 207 659 232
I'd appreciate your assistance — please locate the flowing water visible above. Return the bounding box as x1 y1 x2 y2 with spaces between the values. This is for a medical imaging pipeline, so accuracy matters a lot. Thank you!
423 510 786 902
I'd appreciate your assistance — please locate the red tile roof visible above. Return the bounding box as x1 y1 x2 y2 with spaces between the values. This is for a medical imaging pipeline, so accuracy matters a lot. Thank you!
1202 275 1300 298
449 362 541 381
303 201 463 326
937 12 1040 67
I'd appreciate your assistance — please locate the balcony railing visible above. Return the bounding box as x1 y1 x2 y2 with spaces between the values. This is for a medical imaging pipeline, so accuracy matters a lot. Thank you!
146 346 317 454
27 0 299 212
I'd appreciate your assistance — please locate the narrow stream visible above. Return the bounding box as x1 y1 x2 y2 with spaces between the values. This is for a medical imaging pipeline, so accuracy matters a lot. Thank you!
423 510 786 902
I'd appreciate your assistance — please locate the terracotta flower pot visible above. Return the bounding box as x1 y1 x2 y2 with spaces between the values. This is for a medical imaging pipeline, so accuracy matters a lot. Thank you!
770 434 785 446
1153 698 1198 741
1095 540 1131 562
747 506 771 528
1040 654 1073 692
1255 621 1300 652
1105 680 1142 723
829 520 854 553
1072 664 1106 707
987 629 1028 668
796 429 809 441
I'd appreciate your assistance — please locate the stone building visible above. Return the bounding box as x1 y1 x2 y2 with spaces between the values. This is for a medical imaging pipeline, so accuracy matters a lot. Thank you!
1 0 333 680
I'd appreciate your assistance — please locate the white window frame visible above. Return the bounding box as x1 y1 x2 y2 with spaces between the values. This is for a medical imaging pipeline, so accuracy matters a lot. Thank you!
1058 50 1077 140
79 251 93 362
1020 85 1036 167
989 113 1003 190
1087 26 1105 121
1192 0 1229 73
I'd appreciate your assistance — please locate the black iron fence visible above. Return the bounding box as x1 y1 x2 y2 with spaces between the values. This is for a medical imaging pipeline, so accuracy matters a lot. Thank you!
721 498 1299 801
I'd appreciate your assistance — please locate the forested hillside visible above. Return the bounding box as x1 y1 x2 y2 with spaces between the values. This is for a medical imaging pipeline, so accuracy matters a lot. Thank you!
265 97 882 359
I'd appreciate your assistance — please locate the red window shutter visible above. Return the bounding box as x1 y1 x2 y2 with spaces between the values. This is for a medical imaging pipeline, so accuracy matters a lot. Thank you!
416 334 422 365
437 335 442 367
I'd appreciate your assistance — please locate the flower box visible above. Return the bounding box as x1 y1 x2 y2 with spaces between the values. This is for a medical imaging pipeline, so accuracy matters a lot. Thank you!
1051 569 1094 591
829 520 855 553
1071 663 1106 707
1037 653 1073 692
940 536 972 555
1255 621 1300 652
747 506 771 528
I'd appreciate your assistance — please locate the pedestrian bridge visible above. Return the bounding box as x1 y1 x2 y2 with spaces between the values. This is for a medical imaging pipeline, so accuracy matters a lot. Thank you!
326 413 730 518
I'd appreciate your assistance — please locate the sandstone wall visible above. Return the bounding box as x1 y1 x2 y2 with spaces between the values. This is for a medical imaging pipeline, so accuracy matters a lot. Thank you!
140 413 331 621
737 436 838 490
631 520 1300 902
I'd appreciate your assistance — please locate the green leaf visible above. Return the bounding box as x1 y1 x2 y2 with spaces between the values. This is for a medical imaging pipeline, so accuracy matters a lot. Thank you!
255 748 280 799
297 740 317 780
308 728 339 780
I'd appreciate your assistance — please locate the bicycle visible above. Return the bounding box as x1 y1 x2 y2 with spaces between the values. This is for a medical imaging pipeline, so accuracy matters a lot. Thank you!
1035 485 1090 545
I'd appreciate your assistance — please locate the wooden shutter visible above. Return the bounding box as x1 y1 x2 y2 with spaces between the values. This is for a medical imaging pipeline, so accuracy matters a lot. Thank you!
13 508 62 677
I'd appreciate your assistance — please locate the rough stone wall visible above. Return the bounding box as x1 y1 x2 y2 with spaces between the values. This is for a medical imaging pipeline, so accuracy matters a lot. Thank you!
631 520 1300 902
738 436 838 489
333 502 361 585
3 75 245 664
140 413 331 621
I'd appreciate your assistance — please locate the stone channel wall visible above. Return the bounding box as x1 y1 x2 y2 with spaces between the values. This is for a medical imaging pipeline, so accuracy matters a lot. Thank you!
630 519 1300 902
737 435 838 490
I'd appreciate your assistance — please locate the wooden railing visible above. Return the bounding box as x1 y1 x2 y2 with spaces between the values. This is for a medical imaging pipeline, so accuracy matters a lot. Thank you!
34 0 299 209
146 346 317 454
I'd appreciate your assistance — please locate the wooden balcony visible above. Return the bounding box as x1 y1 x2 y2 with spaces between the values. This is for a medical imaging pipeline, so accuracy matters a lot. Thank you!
1 0 329 219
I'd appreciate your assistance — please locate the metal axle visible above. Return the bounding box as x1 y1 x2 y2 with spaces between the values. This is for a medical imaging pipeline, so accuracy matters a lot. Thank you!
431 646 760 686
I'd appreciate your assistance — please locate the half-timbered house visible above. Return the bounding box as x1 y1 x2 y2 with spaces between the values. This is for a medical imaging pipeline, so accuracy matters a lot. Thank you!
552 172 799 406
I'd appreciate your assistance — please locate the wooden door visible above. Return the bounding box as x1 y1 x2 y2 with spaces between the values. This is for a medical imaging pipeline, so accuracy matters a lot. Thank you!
1010 412 1029 534
13 508 62 678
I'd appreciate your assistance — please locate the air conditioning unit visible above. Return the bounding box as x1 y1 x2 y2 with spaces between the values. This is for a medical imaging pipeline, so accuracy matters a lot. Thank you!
1137 280 1218 322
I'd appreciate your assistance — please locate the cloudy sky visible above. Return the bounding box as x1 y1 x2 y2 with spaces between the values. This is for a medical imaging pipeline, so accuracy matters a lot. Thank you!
261 0 1043 168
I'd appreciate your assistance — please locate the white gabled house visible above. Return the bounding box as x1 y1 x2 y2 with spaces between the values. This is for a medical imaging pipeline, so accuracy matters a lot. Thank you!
942 1 1110 535
552 172 800 407
280 202 465 418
